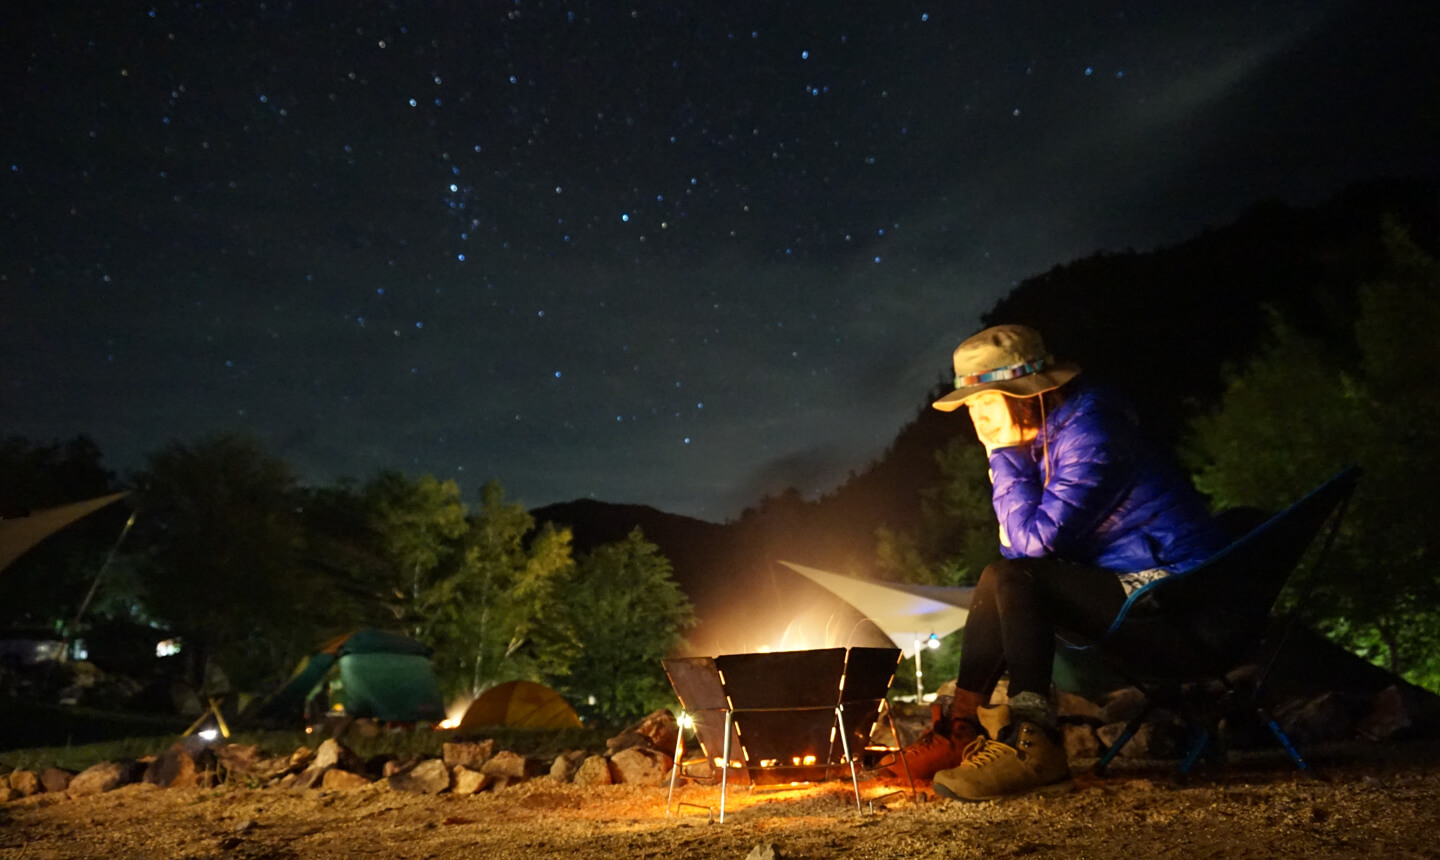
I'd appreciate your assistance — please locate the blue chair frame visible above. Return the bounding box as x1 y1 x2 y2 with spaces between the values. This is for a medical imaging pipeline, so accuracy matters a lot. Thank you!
1067 466 1361 775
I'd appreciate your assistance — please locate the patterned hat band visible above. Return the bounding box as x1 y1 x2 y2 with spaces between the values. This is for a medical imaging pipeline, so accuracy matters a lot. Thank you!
954 356 1049 389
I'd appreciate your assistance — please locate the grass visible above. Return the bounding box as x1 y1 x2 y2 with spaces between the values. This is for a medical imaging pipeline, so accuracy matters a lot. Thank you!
0 699 190 754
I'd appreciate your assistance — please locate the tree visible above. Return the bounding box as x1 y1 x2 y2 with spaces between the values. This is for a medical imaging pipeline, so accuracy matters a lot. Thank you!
1185 226 1440 689
129 433 322 690
360 471 469 627
874 439 996 589
419 480 580 699
563 528 696 722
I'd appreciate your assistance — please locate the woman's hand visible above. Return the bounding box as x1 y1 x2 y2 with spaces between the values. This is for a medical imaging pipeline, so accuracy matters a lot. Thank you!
966 391 1038 454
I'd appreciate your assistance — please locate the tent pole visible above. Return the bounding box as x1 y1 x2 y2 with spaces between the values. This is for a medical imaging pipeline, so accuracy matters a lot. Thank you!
913 636 924 701
69 510 137 646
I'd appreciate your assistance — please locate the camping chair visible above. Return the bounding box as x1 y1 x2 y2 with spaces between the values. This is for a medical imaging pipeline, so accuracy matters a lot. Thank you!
1064 466 1361 776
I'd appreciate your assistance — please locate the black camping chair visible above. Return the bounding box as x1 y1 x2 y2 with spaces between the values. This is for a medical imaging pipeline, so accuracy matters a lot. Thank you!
1063 466 1361 775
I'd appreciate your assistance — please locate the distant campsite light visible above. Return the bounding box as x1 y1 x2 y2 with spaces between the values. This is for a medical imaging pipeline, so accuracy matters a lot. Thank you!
156 638 182 658
198 729 219 741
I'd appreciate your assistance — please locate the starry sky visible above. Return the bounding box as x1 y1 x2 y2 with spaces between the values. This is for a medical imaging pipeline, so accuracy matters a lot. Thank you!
4 1 1436 520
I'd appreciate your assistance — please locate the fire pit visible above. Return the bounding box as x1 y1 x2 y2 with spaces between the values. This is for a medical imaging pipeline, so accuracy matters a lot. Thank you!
663 646 904 819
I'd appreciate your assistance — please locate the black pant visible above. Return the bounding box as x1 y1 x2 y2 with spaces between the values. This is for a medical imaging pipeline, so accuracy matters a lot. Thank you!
956 557 1129 699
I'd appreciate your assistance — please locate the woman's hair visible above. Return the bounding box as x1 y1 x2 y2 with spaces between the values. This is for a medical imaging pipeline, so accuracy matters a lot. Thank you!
1005 388 1065 431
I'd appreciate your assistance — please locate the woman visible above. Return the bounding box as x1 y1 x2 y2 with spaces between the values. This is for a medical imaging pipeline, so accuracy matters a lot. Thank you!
902 324 1226 801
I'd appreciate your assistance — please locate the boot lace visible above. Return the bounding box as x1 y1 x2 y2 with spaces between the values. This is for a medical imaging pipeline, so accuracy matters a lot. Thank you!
960 735 1015 769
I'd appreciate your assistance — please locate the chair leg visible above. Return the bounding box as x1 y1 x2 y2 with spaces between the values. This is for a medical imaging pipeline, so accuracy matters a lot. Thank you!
1094 703 1153 776
1257 705 1309 772
1178 728 1211 776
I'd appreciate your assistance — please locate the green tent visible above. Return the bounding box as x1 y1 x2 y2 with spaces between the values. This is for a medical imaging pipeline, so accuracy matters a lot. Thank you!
252 629 445 725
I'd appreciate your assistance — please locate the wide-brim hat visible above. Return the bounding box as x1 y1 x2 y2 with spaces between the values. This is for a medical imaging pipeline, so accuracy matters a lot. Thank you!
931 324 1080 412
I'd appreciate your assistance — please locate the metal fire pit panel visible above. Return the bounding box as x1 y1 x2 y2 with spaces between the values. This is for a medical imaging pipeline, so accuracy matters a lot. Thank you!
714 648 847 709
663 656 740 766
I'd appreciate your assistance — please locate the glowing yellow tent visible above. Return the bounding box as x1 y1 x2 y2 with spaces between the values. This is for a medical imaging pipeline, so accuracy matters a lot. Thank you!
458 680 582 730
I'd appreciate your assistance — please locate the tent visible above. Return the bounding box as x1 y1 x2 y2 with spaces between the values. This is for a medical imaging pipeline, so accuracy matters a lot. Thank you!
252 629 445 724
0 492 129 574
779 561 973 655
458 680 582 731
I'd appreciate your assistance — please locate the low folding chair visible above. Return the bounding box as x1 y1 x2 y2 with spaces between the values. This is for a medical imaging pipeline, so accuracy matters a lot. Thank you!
1064 466 1361 775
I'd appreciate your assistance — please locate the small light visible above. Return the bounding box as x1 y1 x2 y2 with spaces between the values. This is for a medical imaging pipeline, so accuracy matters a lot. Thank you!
927 633 941 650
198 729 218 741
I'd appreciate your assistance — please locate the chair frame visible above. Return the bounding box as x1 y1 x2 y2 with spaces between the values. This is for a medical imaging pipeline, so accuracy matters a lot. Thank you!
1072 466 1361 776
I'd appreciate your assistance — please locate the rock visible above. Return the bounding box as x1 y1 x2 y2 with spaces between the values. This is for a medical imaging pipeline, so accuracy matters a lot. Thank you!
292 765 330 791
1276 692 1355 745
289 746 315 769
549 749 587 782
387 759 450 794
1058 692 1104 720
313 739 361 772
215 744 262 776
40 768 74 793
746 843 783 860
253 756 298 781
480 750 535 780
452 765 493 796
1356 685 1437 742
1 786 19 803
68 761 143 798
610 747 672 786
607 709 679 755
144 745 204 788
321 769 372 791
1098 722 1152 759
1097 721 1185 760
384 754 424 778
442 740 495 770
573 755 613 787
8 770 41 797
1062 723 1101 761
1100 688 1148 725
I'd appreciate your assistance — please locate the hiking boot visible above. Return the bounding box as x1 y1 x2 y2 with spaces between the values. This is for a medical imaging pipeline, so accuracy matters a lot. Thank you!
877 694 984 780
932 704 1070 801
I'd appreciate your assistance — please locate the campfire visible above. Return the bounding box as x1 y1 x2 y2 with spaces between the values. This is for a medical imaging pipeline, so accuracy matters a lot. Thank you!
663 646 903 818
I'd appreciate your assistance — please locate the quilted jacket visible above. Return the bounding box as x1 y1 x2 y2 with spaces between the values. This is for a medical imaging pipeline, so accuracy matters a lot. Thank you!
988 381 1226 573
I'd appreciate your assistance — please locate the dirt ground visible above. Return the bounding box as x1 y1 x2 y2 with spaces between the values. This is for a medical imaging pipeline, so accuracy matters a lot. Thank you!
6 742 1440 859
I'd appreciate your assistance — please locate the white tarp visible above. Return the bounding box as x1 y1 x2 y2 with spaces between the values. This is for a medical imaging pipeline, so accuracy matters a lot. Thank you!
780 561 973 656
0 492 129 573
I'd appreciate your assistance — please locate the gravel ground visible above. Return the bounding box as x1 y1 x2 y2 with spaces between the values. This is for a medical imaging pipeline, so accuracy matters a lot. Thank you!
6 742 1440 859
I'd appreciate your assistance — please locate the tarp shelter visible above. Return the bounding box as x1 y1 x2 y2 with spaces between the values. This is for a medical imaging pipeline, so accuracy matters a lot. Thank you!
253 629 445 724
0 492 129 574
780 561 973 656
458 680 582 731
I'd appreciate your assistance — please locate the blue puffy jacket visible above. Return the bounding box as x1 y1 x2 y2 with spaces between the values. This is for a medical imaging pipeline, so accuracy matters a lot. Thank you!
988 381 1225 573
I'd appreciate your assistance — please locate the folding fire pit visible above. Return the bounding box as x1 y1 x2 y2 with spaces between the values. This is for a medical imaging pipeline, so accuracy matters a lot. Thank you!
662 646 906 820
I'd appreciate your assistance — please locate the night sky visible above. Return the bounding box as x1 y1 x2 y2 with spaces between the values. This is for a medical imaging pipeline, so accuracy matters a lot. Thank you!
4 1 1435 520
